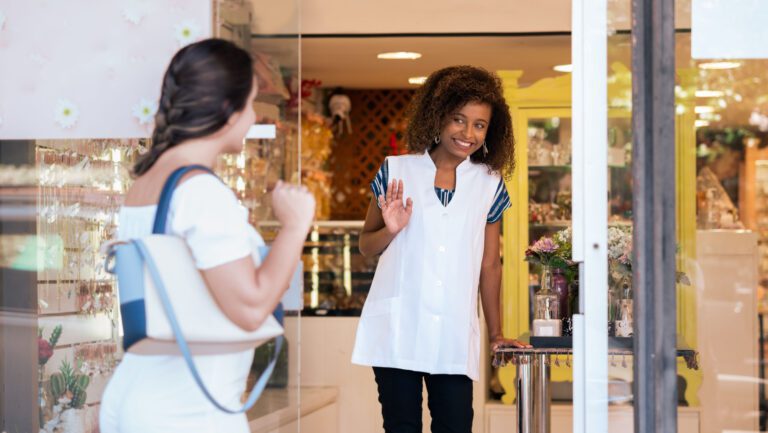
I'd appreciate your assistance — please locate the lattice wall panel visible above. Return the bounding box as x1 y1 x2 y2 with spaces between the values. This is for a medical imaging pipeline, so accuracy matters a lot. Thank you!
330 89 415 220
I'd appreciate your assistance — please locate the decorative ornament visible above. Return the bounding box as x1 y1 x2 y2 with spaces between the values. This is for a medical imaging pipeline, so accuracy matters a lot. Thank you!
175 20 200 47
132 98 157 125
54 100 80 129
328 89 352 136
301 79 322 99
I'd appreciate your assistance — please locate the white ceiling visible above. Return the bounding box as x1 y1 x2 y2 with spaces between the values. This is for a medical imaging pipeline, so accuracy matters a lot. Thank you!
303 36 577 89
251 33 768 128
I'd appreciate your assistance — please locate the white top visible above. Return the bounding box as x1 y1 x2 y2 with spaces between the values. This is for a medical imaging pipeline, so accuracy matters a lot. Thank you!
351 152 500 381
117 174 260 268
101 174 261 433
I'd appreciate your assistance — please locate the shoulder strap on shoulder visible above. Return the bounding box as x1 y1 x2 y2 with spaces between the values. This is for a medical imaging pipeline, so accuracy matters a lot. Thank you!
152 165 216 234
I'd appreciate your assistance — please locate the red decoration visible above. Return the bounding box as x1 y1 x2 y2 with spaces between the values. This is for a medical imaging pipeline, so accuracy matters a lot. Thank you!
301 79 322 99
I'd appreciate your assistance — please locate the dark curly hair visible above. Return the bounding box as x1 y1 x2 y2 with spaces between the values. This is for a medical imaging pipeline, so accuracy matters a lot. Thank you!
406 65 515 177
133 38 254 176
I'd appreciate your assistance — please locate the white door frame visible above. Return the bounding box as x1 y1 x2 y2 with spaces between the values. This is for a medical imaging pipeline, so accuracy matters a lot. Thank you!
571 0 609 432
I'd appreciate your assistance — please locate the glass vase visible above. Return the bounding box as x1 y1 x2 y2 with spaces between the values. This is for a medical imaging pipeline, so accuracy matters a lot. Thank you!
532 266 562 337
614 275 634 337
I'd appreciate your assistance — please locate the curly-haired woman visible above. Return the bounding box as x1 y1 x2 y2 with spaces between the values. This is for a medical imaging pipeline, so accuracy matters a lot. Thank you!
352 65 530 433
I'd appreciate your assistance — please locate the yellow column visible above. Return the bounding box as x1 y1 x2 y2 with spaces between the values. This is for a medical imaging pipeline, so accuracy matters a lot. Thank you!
676 68 702 406
498 70 530 404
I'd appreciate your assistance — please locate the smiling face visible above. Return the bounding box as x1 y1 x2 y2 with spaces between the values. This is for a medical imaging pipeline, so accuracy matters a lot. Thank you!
437 101 492 160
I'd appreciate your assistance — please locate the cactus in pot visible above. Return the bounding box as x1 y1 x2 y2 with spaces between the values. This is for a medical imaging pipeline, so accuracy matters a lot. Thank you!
48 359 89 409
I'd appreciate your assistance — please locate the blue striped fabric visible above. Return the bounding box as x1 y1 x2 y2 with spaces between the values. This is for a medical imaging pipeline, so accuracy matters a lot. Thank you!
370 160 511 223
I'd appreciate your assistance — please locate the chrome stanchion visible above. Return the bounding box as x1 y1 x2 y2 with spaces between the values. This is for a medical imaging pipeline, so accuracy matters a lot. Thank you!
533 353 551 433
517 353 535 433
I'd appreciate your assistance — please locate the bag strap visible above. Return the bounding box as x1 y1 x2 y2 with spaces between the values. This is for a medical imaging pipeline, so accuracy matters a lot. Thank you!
152 165 216 234
131 239 282 414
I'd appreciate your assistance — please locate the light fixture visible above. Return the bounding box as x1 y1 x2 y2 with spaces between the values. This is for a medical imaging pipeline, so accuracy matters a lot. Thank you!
408 76 427 85
377 51 421 60
698 61 741 70
695 106 715 114
553 64 573 73
695 90 724 98
695 120 710 128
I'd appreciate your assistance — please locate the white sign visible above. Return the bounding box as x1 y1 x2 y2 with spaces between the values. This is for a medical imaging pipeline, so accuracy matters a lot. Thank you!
692 0 768 59
246 124 277 140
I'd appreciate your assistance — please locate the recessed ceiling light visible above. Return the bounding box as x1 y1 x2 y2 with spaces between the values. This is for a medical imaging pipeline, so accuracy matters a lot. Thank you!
698 61 741 70
695 120 710 128
408 76 427 85
695 90 724 98
553 64 573 73
695 106 715 114
377 52 422 60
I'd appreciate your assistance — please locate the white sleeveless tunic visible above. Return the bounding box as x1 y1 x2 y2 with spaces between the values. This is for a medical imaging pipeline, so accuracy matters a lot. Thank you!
351 151 500 381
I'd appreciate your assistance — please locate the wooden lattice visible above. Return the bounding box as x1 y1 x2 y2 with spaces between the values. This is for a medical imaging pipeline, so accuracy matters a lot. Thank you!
329 89 415 220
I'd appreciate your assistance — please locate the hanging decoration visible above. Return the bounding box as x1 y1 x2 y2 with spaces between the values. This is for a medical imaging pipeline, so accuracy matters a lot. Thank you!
328 88 352 136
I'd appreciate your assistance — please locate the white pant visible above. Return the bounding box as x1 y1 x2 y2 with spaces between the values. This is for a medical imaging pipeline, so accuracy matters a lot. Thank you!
99 351 253 433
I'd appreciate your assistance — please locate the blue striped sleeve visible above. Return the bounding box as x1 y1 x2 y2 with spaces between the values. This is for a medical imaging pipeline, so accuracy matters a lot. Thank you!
371 159 389 208
487 179 511 223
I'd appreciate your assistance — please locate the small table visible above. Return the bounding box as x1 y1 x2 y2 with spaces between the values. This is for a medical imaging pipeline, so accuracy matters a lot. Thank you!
492 345 699 433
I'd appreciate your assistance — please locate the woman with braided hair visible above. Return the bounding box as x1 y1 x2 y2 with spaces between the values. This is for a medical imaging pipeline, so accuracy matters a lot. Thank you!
100 39 315 433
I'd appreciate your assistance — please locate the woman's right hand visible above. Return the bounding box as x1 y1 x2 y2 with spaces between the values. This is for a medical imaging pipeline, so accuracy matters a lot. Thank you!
378 179 413 235
272 180 316 232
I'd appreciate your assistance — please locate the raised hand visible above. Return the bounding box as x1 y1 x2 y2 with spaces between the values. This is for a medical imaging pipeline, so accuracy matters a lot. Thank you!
378 179 413 235
271 180 316 233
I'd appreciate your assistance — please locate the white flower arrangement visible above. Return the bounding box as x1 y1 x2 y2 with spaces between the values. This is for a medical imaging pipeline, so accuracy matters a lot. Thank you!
54 100 80 129
132 98 157 125
175 20 200 47
607 225 632 265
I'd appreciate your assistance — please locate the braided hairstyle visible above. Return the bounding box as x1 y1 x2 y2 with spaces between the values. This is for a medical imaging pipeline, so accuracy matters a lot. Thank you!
406 65 515 177
133 38 254 176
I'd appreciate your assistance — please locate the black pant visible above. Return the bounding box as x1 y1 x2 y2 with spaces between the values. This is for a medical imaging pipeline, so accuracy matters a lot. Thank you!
373 367 473 433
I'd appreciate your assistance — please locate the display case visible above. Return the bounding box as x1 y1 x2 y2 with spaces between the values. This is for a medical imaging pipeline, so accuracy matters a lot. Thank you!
259 221 378 317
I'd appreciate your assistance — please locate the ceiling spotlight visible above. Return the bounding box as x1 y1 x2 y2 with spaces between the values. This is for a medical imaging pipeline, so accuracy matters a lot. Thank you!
695 90 725 98
377 52 422 60
408 76 427 85
553 64 573 73
698 61 741 70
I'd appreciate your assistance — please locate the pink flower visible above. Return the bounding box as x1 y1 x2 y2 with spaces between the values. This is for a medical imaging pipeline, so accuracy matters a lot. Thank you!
531 237 557 254
38 337 53 365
